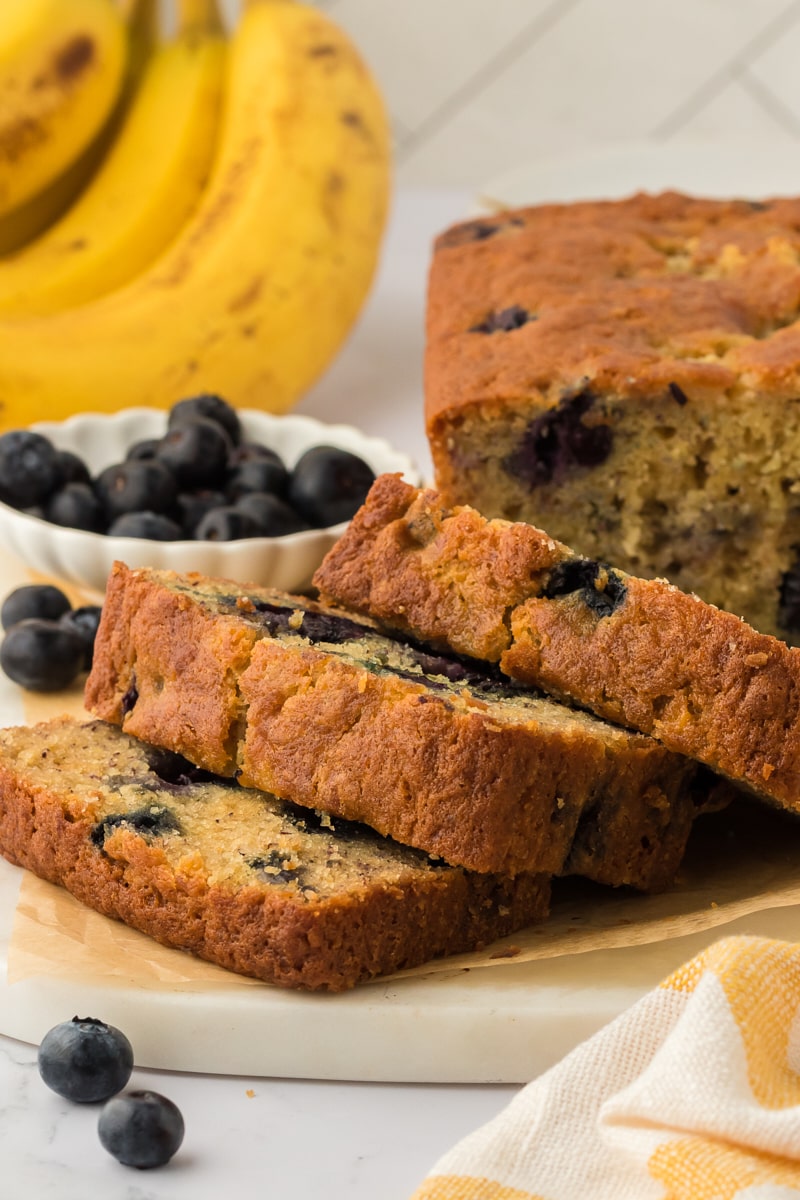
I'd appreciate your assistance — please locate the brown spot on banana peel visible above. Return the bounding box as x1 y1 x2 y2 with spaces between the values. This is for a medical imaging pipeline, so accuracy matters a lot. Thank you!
54 35 96 83
1 35 97 165
0 118 46 165
321 170 345 231
228 277 264 314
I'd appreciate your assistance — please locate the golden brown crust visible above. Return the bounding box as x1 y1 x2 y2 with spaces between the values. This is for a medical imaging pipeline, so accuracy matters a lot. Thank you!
0 717 550 992
313 476 800 811
86 562 261 774
426 191 800 436
312 473 565 661
85 562 701 888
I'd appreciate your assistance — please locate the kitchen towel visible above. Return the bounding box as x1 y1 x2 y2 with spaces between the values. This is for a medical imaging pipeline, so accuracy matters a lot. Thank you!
411 935 800 1199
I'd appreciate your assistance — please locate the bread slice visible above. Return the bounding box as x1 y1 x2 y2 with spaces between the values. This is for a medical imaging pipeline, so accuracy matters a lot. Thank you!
85 562 718 889
313 474 800 811
0 717 550 991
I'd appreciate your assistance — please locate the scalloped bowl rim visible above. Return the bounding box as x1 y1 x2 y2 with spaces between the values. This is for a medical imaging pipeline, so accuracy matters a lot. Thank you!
0 408 420 596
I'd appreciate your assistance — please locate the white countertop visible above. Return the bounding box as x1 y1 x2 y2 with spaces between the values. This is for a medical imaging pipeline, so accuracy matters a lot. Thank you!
0 188 528 1200
0 1041 517 1197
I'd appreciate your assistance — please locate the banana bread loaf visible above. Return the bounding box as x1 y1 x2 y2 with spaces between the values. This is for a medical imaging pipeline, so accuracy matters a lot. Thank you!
425 190 800 642
313 474 800 812
85 563 712 889
0 717 550 991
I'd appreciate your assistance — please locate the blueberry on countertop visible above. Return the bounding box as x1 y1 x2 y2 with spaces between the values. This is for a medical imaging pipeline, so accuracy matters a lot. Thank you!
59 604 103 669
288 445 376 527
0 619 85 691
38 1017 134 1104
98 1090 185 1169
1 583 71 630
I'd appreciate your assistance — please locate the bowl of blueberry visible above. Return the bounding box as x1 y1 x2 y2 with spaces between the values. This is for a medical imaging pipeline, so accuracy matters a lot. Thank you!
0 395 419 596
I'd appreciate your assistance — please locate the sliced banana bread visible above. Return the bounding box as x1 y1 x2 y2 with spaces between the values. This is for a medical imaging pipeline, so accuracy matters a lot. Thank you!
313 474 800 812
85 563 717 890
0 717 550 991
425 191 800 642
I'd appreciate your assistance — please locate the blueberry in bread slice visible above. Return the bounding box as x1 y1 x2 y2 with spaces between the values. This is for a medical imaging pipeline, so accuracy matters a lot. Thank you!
0 717 550 991
85 563 719 889
313 474 800 811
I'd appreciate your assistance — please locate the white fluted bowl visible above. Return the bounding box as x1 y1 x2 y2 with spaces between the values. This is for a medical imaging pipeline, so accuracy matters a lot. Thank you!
0 408 419 598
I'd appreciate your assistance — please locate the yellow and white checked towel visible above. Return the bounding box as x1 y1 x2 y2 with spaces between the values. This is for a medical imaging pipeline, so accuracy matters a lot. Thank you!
412 936 800 1200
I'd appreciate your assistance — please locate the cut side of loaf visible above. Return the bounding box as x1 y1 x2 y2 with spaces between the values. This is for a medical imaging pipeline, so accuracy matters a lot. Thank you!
313 474 800 812
425 191 800 643
0 717 550 992
84 563 712 889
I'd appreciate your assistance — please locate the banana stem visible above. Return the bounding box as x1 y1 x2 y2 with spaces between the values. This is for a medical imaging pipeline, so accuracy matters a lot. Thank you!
176 0 225 33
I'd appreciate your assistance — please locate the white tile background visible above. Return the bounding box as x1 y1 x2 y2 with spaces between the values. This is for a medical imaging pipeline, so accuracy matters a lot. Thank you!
214 0 800 190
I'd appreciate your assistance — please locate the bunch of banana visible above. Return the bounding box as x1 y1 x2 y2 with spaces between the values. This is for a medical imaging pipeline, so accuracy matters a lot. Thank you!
0 0 127 227
0 0 392 426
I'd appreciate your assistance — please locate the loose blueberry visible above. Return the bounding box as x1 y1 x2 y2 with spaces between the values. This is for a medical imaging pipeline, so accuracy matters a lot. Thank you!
168 392 241 445
98 1090 185 1169
59 604 103 668
44 482 105 532
38 1016 133 1103
194 506 261 541
0 430 63 508
107 512 183 540
233 492 309 536
1 583 71 630
226 455 289 499
0 619 85 690
95 460 177 520
156 417 230 488
288 446 375 527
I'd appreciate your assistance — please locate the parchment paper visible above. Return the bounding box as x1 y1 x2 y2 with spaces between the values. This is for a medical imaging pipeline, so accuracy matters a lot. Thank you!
8 771 800 992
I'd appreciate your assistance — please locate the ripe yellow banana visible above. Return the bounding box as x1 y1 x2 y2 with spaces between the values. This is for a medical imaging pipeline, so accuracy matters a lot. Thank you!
0 0 227 314
0 0 128 219
0 0 160 258
0 0 391 426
